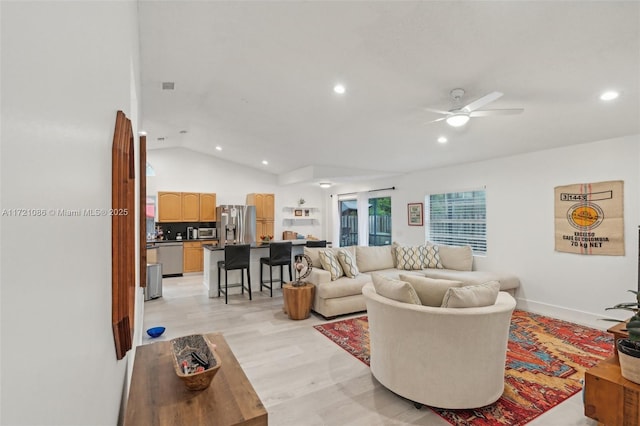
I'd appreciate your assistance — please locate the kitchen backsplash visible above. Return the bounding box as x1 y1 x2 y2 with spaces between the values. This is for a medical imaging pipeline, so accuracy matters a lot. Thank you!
153 222 216 240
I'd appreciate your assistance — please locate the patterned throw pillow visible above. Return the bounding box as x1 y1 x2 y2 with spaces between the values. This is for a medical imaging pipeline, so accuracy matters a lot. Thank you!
337 249 359 278
423 243 444 269
318 250 344 281
394 246 424 270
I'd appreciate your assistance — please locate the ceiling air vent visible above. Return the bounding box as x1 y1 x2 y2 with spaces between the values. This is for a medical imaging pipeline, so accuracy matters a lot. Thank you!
162 82 175 90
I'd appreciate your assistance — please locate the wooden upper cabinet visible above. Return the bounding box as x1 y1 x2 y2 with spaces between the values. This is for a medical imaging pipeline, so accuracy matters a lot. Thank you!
181 192 200 222
246 193 274 220
200 193 217 222
158 192 182 222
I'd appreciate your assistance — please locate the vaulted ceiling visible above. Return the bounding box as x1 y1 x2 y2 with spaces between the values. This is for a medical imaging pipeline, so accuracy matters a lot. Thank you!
138 1 639 185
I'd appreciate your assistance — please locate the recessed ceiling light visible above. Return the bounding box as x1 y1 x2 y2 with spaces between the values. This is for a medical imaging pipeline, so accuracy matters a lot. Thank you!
333 84 346 94
215 146 222 151
157 137 165 141
319 182 332 188
162 82 175 90
179 130 188 134
600 90 619 101
437 136 448 144
262 160 268 165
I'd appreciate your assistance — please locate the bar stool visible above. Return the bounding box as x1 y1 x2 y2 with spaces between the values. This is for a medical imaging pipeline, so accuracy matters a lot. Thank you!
217 244 251 304
260 241 292 297
306 240 327 247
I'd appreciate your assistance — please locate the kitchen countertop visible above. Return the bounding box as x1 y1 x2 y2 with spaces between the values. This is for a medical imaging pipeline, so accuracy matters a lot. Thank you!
203 239 320 251
147 239 218 244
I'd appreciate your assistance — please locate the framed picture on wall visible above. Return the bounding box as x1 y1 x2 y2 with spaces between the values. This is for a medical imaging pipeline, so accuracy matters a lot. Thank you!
408 203 423 226
294 209 303 217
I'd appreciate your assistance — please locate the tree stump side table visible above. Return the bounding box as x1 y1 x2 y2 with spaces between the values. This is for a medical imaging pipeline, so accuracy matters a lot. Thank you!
282 283 315 320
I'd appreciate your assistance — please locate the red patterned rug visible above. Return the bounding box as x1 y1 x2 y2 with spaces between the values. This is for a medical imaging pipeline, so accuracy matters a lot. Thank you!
313 310 613 426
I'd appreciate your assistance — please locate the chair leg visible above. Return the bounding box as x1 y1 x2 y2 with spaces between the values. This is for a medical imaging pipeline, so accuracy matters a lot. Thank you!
279 265 284 288
269 266 273 297
241 270 245 295
224 269 228 304
247 268 252 301
260 262 264 291
217 266 221 297
288 263 292 283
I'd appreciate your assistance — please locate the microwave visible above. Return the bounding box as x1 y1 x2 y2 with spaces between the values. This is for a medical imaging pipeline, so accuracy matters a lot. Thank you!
198 227 216 239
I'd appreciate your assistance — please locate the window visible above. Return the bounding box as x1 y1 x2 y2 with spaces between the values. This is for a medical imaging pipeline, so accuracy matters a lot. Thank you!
339 200 358 247
368 197 391 246
426 190 486 254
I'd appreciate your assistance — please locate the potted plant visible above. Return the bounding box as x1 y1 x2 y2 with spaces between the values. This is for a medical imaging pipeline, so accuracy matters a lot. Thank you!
606 290 640 383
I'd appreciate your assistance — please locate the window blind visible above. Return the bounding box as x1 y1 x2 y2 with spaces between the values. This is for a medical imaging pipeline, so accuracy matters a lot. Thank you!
427 190 487 254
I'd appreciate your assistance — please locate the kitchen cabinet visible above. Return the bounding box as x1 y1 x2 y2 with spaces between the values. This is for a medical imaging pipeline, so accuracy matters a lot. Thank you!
181 192 200 222
183 240 217 273
246 193 274 220
247 193 275 241
199 193 217 222
158 192 182 222
158 192 217 223
256 220 274 239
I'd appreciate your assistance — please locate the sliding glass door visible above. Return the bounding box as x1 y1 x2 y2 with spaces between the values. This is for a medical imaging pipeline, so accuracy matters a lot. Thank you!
339 200 358 246
368 196 391 246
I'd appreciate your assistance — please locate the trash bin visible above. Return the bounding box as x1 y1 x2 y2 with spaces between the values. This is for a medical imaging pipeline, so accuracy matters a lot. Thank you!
145 263 163 301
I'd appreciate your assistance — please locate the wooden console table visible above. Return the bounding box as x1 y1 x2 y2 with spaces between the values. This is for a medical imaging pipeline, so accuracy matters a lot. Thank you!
282 283 314 320
585 355 640 425
124 332 267 426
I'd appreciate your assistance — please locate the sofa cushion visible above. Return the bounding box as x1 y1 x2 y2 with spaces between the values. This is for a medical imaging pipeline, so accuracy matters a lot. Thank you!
422 269 520 291
306 246 356 269
371 274 421 305
394 246 424 270
318 250 344 281
423 243 444 269
337 249 359 278
399 274 463 307
356 245 395 272
316 273 372 299
441 281 500 308
436 244 473 271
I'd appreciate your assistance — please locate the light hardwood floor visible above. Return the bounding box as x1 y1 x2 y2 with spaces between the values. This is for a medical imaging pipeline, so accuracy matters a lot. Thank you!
142 274 598 426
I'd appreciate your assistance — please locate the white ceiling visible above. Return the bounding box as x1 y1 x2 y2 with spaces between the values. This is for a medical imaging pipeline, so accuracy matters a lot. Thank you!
138 1 640 185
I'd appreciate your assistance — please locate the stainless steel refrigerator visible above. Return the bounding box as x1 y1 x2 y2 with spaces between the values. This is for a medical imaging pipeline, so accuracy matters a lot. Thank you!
216 205 256 247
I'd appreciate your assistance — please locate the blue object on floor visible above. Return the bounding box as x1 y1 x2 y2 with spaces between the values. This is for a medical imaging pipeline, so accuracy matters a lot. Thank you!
146 326 165 338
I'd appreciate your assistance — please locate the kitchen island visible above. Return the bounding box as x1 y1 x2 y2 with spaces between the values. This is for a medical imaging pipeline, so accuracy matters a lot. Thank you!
203 240 311 298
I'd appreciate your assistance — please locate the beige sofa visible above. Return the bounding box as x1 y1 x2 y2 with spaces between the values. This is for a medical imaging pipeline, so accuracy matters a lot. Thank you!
363 282 516 409
305 244 520 318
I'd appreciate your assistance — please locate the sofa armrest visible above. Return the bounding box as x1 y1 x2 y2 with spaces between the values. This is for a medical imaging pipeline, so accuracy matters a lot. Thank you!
307 268 331 285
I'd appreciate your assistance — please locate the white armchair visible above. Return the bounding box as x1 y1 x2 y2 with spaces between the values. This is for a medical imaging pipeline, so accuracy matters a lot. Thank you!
362 282 516 409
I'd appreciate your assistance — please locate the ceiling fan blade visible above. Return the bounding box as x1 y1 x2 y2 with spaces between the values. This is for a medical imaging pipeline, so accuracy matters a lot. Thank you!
470 108 524 117
427 117 447 124
424 107 451 115
462 91 504 112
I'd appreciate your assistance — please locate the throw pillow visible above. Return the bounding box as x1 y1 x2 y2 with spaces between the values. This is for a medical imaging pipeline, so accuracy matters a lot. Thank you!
318 250 344 281
436 244 474 271
394 245 424 270
371 274 421 305
423 243 444 269
337 249 359 278
441 281 500 308
399 274 463 307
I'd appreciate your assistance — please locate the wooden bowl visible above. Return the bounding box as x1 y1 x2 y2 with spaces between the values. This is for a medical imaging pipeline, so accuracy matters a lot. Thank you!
170 334 222 391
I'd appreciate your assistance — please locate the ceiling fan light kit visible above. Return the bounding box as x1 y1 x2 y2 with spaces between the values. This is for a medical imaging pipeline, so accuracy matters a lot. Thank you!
430 88 524 127
446 113 470 127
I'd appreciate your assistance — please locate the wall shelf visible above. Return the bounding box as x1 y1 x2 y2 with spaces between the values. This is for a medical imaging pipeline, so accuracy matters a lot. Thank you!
282 206 320 226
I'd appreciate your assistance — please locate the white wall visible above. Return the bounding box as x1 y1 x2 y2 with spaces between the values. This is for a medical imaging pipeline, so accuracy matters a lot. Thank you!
1 2 141 425
147 148 325 239
328 135 640 327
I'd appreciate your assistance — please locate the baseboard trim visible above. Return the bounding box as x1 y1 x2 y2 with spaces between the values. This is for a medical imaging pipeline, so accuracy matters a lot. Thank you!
515 298 623 331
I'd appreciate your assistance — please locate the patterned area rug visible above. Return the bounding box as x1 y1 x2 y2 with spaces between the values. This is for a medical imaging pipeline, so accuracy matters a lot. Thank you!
313 310 613 426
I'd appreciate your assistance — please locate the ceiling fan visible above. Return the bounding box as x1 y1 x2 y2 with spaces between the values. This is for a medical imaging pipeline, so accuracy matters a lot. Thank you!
428 89 523 127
